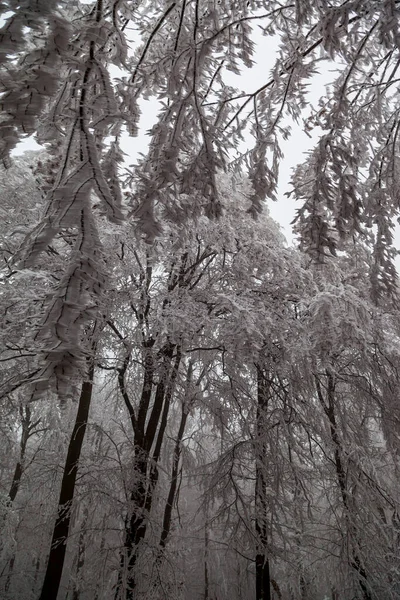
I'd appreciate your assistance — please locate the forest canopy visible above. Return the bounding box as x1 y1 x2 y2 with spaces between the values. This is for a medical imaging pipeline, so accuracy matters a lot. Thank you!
1 2 400 600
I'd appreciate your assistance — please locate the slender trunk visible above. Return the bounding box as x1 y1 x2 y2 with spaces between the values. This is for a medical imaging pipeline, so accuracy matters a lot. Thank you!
34 555 41 585
115 344 179 600
38 363 94 600
113 336 154 599
299 574 307 600
288 441 307 599
4 555 15 593
71 506 88 600
93 515 107 600
271 578 282 599
204 516 209 600
8 461 22 503
2 403 39 594
160 402 187 548
116 448 148 600
144 348 181 516
33 510 46 587
255 366 271 600
148 376 190 598
9 404 34 502
316 372 371 600
2 406 36 592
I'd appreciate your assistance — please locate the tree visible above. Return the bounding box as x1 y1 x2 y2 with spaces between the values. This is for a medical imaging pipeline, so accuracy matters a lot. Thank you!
38 354 95 600
3 3 400 600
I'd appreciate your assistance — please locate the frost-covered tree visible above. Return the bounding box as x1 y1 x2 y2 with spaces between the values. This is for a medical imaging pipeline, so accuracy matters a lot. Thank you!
1 0 399 394
2 2 400 600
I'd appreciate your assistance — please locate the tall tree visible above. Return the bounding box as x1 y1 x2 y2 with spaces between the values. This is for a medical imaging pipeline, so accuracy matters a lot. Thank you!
3 3 400 600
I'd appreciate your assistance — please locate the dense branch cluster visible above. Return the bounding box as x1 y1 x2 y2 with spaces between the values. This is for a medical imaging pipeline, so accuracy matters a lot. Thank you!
1 2 400 600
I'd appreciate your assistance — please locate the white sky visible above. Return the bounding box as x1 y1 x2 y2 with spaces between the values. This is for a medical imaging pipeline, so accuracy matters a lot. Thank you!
11 16 400 264
11 24 329 248
220 29 335 245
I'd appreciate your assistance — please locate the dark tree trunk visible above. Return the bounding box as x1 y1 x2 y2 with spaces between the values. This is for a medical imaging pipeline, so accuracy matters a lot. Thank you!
255 365 272 600
4 555 15 593
204 516 209 600
144 348 182 517
4 404 39 593
9 403 38 502
255 553 271 600
160 400 187 548
9 462 23 503
116 448 149 600
114 336 154 600
271 578 282 599
33 511 46 586
71 506 88 600
147 373 191 599
316 371 372 600
38 363 94 600
115 342 180 600
112 249 213 599
93 515 107 600
145 402 187 597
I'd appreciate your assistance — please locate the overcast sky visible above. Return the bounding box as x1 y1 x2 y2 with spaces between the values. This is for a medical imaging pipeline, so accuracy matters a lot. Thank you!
11 18 400 265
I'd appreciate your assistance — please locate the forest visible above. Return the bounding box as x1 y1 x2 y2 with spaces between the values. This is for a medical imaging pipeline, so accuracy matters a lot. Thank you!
1 1 400 599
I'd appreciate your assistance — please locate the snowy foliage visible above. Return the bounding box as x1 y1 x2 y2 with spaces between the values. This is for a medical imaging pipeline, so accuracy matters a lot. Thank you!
2 2 400 600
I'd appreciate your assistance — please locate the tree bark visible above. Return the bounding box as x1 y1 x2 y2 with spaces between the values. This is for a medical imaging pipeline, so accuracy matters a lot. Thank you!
115 342 179 599
71 505 88 600
38 362 94 600
3 405 35 592
9 403 38 502
316 371 372 600
255 366 272 600
160 400 187 548
204 514 209 600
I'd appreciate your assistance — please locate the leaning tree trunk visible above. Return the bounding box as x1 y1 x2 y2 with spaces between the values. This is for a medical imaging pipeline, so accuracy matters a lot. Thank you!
38 362 95 600
255 365 272 600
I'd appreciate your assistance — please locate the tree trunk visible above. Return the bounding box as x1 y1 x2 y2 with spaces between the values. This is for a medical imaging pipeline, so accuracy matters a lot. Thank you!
316 371 372 600
204 515 209 600
38 363 94 600
71 505 88 600
255 365 271 600
4 555 15 593
93 515 107 600
160 401 187 548
255 552 270 600
144 347 182 517
9 404 35 502
115 343 179 599
2 405 37 593
115 448 148 600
